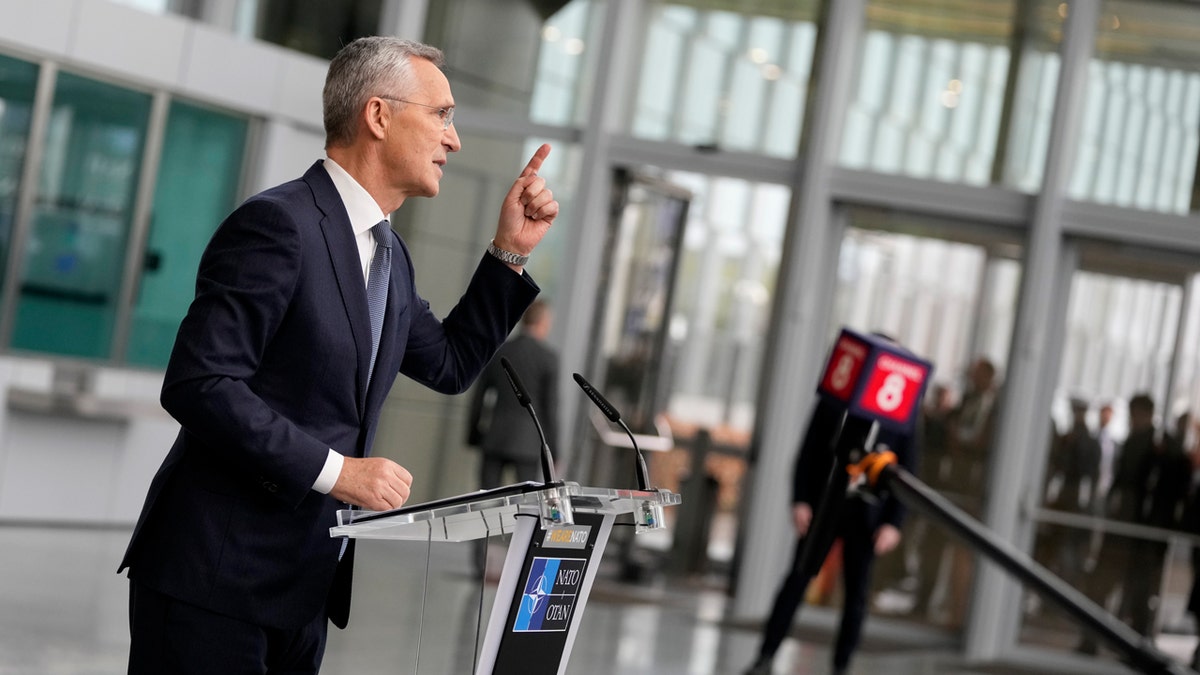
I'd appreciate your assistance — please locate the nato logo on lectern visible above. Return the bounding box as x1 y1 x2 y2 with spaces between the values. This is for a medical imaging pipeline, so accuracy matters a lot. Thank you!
513 557 587 632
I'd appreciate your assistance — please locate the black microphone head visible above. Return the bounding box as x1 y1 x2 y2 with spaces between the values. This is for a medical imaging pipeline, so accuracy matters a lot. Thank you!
573 372 621 422
500 357 532 407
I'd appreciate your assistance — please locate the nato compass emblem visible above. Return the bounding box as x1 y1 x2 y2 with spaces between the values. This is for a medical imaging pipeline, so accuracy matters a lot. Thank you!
523 572 550 617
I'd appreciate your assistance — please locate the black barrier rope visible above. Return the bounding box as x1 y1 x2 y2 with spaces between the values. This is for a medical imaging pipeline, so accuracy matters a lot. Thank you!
852 452 1193 675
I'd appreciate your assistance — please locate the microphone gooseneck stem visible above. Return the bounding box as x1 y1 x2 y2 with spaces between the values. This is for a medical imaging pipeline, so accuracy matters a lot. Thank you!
616 418 651 491
529 405 557 484
500 357 557 485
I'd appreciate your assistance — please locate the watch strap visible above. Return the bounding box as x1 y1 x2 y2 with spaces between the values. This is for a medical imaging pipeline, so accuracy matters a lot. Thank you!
487 240 529 266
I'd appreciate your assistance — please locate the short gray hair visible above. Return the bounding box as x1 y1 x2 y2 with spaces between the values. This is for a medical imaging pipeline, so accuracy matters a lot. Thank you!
323 37 445 148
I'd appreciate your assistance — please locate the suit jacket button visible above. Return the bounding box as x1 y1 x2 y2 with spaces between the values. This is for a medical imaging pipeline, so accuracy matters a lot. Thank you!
263 481 279 493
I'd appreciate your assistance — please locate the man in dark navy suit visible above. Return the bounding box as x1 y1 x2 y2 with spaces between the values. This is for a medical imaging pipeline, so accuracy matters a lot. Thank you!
120 36 558 674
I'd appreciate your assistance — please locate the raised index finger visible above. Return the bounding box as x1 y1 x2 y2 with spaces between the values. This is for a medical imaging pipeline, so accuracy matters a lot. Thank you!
520 143 552 177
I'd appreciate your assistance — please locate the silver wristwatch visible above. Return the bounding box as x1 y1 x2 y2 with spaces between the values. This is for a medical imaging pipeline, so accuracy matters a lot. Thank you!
487 240 529 266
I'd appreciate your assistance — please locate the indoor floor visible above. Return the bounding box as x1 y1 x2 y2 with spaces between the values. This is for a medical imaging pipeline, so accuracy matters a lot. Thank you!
0 524 1188 674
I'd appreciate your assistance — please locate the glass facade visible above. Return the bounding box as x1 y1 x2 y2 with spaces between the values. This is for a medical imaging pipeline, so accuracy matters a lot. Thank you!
829 214 1023 631
10 72 151 359
662 171 786 430
842 0 1063 190
0 55 251 366
1023 263 1197 651
530 0 602 126
0 55 38 295
126 100 248 367
632 1 819 157
1070 0 1200 214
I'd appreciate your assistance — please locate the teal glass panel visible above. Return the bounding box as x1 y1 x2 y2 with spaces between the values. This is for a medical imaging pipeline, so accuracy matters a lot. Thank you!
1070 0 1200 214
10 72 150 359
632 1 819 158
0 55 39 291
126 101 248 368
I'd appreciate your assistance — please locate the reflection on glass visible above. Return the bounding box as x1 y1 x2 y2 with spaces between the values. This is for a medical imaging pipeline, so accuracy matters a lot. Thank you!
126 101 248 368
841 0 1062 190
659 171 786 433
832 212 1022 630
11 72 150 359
632 2 818 158
0 55 39 299
1070 0 1200 215
531 0 600 126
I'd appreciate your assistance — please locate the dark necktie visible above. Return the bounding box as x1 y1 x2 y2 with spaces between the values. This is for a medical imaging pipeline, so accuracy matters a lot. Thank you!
366 220 392 386
341 222 390 563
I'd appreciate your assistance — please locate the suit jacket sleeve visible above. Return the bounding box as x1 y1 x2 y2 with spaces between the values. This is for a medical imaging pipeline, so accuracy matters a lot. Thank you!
160 199 331 507
396 249 538 395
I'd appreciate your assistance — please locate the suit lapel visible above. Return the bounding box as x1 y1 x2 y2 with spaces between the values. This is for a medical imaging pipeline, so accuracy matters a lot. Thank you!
304 162 373 417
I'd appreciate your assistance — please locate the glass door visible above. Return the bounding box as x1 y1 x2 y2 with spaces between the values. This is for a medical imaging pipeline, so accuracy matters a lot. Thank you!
579 166 790 581
828 206 1025 634
1021 244 1200 659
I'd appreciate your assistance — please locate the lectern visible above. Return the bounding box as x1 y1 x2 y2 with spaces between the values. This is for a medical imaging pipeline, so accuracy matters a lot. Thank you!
330 481 681 675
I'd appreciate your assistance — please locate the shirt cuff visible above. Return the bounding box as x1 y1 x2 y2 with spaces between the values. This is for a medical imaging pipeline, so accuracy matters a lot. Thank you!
312 449 344 494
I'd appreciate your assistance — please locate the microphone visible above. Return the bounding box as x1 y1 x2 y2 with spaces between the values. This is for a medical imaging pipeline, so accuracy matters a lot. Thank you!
500 357 557 485
573 372 652 491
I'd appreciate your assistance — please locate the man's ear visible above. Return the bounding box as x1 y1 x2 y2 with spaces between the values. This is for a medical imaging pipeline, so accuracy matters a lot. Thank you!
363 97 390 141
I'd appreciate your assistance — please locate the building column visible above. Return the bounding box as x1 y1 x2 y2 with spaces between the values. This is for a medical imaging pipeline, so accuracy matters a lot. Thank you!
731 0 864 620
963 0 1098 660
554 0 644 472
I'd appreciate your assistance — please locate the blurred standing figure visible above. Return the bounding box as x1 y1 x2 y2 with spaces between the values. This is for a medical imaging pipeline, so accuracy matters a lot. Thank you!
1094 402 1118 519
948 358 998 492
942 357 999 625
465 300 558 575
1043 398 1100 588
1114 394 1190 637
466 299 559 488
909 382 955 618
1178 414 1200 670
